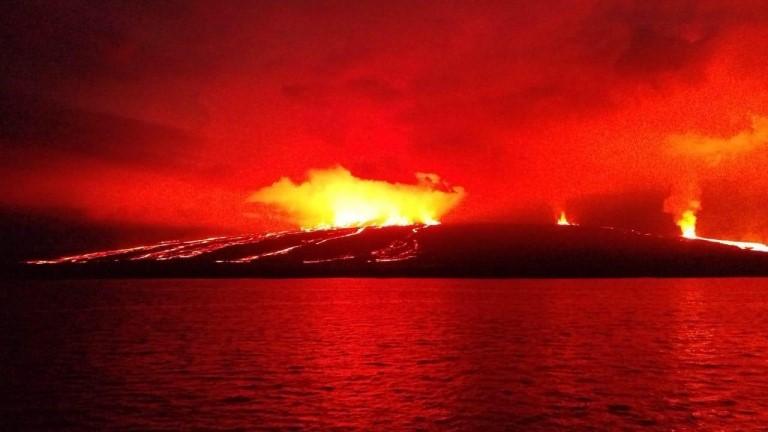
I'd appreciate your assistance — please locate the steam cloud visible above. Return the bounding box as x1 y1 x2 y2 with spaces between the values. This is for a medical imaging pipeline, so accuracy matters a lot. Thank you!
668 116 768 164
664 116 768 235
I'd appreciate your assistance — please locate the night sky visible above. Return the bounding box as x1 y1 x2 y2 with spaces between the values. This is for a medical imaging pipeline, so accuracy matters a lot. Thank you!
3 0 768 260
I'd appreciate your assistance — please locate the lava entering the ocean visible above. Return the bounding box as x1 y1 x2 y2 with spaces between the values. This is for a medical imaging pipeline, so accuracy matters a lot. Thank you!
248 166 465 230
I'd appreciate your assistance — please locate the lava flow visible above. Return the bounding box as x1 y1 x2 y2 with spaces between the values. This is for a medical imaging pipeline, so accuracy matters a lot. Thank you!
26 225 428 265
27 167 464 266
675 208 768 253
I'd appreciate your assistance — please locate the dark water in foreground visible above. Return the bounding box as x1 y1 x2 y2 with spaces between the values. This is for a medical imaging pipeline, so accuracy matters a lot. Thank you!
3 279 768 431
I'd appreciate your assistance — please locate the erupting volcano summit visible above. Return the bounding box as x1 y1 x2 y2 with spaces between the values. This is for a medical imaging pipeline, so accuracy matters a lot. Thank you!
19 167 768 278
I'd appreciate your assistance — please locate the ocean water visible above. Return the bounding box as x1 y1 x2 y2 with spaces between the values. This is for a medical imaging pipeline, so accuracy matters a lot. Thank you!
3 278 768 431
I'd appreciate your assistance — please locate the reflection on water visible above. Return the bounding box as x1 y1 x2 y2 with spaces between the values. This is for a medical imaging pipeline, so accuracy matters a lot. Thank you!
3 278 768 430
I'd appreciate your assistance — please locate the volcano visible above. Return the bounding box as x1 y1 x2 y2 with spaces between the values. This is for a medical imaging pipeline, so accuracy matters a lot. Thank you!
17 224 768 278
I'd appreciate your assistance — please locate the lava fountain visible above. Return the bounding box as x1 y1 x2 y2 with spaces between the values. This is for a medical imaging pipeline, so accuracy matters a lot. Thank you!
248 166 465 230
673 207 768 253
677 210 698 239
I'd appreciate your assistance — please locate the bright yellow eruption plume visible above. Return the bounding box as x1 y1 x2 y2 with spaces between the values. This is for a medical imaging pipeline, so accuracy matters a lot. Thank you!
556 211 571 226
663 117 768 252
677 210 698 239
248 166 465 229
673 207 768 252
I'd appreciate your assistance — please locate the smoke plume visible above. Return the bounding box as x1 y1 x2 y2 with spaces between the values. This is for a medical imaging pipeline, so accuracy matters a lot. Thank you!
664 116 768 236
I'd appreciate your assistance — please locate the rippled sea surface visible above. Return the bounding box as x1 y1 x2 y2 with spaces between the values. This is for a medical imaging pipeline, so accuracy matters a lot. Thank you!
4 278 768 431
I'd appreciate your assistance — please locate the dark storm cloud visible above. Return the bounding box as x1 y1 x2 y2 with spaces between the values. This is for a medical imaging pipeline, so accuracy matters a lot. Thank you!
0 0 219 88
397 0 764 163
581 1 725 79
2 1 761 93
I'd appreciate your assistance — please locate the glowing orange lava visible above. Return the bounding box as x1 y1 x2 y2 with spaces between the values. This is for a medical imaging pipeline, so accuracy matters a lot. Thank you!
248 166 465 229
675 209 768 253
557 211 571 226
677 210 698 239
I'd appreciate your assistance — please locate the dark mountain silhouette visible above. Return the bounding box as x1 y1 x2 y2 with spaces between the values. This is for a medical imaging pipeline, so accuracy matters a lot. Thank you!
12 224 768 278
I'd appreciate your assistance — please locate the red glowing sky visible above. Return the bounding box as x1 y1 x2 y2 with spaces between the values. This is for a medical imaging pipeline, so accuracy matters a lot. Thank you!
2 1 768 255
